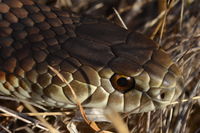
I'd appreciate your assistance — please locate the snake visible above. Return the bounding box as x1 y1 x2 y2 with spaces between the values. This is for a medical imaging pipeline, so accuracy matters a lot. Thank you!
0 0 183 113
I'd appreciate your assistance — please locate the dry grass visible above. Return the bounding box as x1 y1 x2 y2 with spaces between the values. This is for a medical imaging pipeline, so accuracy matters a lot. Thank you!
0 0 199 133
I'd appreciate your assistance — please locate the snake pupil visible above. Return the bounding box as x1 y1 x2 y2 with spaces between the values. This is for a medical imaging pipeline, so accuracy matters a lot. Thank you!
117 77 128 87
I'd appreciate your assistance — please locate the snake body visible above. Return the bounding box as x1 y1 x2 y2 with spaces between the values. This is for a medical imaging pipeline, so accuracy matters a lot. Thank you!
0 0 183 113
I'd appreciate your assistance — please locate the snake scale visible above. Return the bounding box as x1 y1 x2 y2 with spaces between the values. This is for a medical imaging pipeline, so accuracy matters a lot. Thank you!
0 0 183 113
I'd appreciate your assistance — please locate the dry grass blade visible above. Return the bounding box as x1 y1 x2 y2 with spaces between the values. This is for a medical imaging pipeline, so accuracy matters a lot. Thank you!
113 8 128 30
105 109 129 133
108 1 147 20
158 0 167 44
0 96 47 110
0 111 71 117
165 108 173 133
179 0 184 30
146 112 151 132
0 105 48 131
23 103 59 133
150 0 178 39
0 124 12 133
145 10 165 30
170 95 200 105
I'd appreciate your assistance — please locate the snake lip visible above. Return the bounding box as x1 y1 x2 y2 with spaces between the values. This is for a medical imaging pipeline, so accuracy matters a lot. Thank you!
144 92 171 104
151 98 171 104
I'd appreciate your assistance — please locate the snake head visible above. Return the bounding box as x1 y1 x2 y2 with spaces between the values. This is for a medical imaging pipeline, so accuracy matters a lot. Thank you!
62 22 184 113
106 32 184 112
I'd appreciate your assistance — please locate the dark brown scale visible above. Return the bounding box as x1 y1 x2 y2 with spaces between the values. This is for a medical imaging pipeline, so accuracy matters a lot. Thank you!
0 46 14 58
0 3 9 13
38 73 52 88
0 37 13 46
31 41 47 50
47 18 62 27
15 66 25 78
43 11 57 19
56 34 69 43
45 38 59 46
26 70 38 83
20 57 35 72
19 0 34 5
12 42 24 49
13 31 27 40
30 13 45 23
20 18 34 27
3 12 18 23
63 24 76 37
41 29 56 38
25 27 40 35
28 34 44 42
36 22 51 30
0 71 6 83
15 48 30 60
10 23 25 30
33 50 47 63
4 0 23 8
0 27 13 37
11 8 28 18
0 20 10 27
52 26 66 35
37 4 51 12
76 23 128 45
24 5 40 13
60 17 73 24
36 62 48 75
3 57 17 73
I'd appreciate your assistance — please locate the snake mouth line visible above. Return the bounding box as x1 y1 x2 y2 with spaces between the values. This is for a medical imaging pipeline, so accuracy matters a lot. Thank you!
142 91 172 104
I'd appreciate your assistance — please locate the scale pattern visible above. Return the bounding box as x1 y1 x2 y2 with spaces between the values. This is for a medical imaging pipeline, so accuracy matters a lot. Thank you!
0 0 183 112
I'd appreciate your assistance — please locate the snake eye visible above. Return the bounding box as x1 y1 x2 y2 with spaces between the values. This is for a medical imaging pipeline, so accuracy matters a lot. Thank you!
110 74 135 93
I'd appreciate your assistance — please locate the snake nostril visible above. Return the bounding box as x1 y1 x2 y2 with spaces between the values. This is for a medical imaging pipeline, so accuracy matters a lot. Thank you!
160 93 165 99
110 74 135 93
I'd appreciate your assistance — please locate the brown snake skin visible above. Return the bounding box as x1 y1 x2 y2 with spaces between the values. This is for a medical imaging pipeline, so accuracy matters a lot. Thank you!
0 0 183 113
